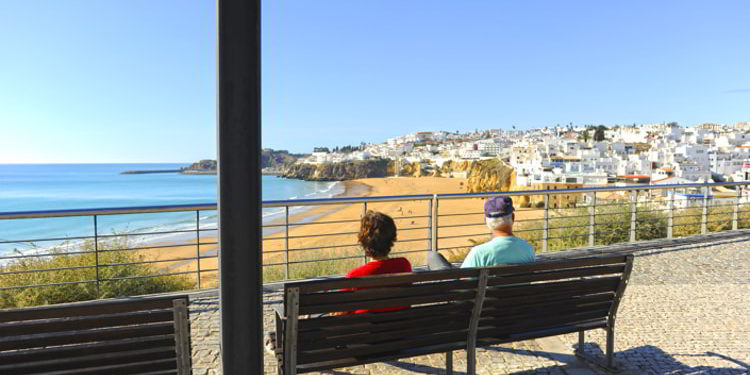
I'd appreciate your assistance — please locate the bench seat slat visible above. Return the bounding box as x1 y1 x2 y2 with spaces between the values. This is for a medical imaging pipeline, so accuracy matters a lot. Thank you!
479 309 611 338
299 290 477 315
295 341 467 373
484 277 621 299
298 330 469 364
292 268 479 293
481 293 614 316
0 322 175 351
479 302 612 326
0 309 175 337
0 334 176 365
300 279 477 306
297 301 474 329
487 264 626 285
0 346 177 375
0 296 180 323
478 319 607 346
36 357 177 375
300 309 472 342
485 256 628 276
300 314 472 350
482 289 615 309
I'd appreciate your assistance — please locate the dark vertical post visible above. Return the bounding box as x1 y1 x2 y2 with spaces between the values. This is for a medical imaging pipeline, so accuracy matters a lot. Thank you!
93 215 100 298
196 210 202 289
218 0 262 373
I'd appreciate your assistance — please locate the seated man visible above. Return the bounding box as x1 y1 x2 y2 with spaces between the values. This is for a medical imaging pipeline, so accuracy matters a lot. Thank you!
427 196 535 270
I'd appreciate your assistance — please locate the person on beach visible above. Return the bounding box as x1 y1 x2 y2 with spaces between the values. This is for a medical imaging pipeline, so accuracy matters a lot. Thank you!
427 196 535 270
341 210 412 313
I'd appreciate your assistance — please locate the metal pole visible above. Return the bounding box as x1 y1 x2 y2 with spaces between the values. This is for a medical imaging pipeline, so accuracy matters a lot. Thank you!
93 215 100 298
701 185 708 234
543 194 549 252
667 188 675 239
427 199 433 253
588 192 596 247
218 0 263 371
361 201 368 264
629 191 637 242
284 206 290 280
196 210 201 289
431 194 438 252
733 186 741 230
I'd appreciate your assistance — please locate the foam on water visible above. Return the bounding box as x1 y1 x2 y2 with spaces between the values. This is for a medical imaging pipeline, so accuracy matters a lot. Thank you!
0 165 345 257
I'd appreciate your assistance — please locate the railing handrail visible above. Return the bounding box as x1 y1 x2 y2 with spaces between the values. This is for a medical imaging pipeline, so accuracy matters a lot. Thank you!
1 181 747 219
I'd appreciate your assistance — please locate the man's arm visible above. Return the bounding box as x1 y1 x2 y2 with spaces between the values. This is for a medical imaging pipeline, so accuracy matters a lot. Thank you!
460 247 479 268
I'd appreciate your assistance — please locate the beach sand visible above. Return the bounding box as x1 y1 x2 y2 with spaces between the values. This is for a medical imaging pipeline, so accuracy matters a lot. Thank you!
143 176 545 287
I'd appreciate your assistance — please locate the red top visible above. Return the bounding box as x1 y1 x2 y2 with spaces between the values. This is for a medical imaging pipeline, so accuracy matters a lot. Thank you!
345 257 412 313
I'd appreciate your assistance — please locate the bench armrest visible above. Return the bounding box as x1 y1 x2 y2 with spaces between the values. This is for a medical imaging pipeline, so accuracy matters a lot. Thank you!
272 302 285 319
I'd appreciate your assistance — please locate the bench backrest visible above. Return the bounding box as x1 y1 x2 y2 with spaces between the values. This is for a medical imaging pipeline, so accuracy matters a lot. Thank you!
0 295 191 375
283 267 484 373
478 255 633 344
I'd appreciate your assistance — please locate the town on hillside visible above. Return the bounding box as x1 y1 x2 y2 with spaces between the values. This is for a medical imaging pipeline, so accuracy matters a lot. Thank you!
292 121 750 206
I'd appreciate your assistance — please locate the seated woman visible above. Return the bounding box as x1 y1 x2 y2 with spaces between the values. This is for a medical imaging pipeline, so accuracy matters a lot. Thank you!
344 210 412 313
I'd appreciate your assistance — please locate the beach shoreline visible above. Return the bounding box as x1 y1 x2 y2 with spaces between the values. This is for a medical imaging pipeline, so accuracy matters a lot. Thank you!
134 176 546 287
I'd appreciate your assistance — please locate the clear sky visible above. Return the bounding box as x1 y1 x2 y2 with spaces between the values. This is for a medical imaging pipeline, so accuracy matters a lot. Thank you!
1 1 749 163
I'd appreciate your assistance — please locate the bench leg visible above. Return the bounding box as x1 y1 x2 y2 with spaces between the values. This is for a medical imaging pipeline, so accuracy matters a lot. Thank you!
445 351 453 375
606 324 615 368
577 330 585 354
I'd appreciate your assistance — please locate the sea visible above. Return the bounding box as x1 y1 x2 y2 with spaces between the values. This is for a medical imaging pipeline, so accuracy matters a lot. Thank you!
0 164 343 255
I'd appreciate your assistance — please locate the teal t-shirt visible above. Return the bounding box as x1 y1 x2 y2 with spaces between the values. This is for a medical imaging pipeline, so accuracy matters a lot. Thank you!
460 236 535 268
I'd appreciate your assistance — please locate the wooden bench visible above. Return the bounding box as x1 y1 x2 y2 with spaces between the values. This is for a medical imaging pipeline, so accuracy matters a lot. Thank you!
0 294 192 375
272 254 633 375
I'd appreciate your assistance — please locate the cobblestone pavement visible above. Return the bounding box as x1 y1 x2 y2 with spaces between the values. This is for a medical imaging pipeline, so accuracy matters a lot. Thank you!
556 236 750 375
188 234 750 375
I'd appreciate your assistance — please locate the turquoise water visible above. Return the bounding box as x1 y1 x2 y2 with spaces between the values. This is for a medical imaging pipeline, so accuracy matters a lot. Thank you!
0 164 341 254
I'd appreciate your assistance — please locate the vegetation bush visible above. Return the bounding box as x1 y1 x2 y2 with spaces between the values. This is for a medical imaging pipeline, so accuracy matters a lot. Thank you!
0 238 194 308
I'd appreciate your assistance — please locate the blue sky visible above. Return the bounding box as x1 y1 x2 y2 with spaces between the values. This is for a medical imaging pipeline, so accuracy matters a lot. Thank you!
1 1 749 163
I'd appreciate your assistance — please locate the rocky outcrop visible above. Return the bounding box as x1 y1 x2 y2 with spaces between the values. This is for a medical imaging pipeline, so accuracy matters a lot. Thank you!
282 159 391 181
464 159 515 193
181 160 217 175
397 159 515 193
262 149 305 170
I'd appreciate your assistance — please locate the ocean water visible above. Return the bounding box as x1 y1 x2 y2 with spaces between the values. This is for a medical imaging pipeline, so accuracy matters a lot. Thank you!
0 164 342 255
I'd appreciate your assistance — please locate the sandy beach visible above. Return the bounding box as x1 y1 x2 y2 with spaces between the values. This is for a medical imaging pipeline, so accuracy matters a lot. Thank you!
144 176 544 287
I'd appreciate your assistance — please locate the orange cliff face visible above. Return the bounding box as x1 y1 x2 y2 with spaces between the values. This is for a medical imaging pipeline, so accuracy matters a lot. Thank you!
396 159 516 193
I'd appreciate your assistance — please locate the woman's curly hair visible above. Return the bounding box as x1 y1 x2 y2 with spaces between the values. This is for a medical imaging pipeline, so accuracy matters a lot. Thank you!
358 210 397 258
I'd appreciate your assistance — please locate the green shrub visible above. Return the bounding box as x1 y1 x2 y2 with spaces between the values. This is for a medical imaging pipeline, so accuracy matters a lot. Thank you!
0 238 194 308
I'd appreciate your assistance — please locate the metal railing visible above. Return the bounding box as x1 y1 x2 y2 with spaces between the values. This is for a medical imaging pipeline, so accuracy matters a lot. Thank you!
1 181 749 294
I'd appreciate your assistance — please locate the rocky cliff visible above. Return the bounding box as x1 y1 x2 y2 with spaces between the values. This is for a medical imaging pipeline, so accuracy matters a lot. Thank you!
398 159 515 193
282 159 391 181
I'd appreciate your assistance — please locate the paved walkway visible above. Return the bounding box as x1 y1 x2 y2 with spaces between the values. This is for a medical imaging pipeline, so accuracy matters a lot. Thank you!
188 233 750 375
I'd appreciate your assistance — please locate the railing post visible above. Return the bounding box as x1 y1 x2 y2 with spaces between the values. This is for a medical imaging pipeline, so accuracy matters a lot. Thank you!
93 215 100 298
362 201 368 264
543 194 549 253
588 192 596 247
431 194 438 252
733 186 741 231
667 188 675 239
427 199 433 253
629 190 637 242
284 206 290 280
196 210 201 289
701 185 708 234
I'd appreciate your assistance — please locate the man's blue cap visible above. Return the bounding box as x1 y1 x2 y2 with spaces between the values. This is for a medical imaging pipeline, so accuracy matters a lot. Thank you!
484 196 514 218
